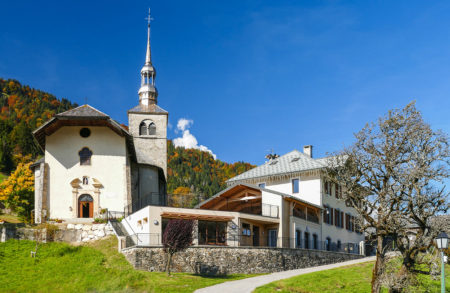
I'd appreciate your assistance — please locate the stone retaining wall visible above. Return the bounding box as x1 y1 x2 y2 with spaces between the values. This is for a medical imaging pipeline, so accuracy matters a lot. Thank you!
0 223 114 243
122 246 364 275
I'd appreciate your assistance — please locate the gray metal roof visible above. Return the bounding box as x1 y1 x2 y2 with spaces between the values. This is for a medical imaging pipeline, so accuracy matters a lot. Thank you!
228 150 328 183
128 104 168 114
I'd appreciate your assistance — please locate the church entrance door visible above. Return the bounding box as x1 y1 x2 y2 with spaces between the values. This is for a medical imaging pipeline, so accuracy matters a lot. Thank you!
78 194 93 218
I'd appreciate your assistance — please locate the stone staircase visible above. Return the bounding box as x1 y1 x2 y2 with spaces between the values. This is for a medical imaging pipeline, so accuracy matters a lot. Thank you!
107 212 136 250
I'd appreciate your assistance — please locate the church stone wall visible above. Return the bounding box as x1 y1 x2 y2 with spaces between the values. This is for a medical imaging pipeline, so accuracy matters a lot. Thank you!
128 113 167 177
45 126 128 219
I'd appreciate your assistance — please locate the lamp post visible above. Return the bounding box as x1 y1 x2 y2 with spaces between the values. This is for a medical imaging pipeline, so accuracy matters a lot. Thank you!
435 232 448 293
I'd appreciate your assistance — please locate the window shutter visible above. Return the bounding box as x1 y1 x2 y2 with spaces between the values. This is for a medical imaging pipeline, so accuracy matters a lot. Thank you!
323 208 328 224
352 216 355 232
324 181 328 194
335 210 339 227
330 208 334 225
341 212 344 228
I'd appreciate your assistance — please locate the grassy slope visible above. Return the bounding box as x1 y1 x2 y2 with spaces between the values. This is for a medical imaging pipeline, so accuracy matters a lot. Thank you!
254 261 450 293
0 236 256 292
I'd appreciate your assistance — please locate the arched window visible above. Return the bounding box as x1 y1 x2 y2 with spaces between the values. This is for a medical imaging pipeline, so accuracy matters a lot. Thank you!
139 121 147 135
82 176 89 185
79 147 92 166
148 122 156 135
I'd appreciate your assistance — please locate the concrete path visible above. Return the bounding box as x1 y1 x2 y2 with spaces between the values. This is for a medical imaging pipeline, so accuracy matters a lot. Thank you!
195 256 376 293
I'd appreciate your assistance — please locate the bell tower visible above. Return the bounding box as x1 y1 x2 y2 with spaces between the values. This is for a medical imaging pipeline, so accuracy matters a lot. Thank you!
128 8 168 178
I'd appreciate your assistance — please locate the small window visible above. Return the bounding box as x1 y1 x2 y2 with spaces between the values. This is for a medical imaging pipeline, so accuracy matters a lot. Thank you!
139 122 147 135
292 178 299 194
258 183 266 189
79 147 92 166
326 237 332 251
295 230 301 248
148 122 156 135
80 128 91 138
242 223 251 236
82 176 89 185
313 234 318 250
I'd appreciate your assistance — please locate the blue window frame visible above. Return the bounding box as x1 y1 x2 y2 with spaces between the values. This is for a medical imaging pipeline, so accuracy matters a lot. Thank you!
292 178 299 193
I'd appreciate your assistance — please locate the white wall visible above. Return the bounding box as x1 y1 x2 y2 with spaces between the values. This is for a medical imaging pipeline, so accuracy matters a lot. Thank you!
257 175 321 206
45 126 128 219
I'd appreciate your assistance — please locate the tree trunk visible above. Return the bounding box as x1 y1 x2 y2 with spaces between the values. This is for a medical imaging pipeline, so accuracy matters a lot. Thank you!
166 252 173 276
371 235 384 293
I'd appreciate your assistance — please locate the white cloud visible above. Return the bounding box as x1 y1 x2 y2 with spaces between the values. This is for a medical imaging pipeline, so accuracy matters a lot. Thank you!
176 118 193 132
173 118 217 159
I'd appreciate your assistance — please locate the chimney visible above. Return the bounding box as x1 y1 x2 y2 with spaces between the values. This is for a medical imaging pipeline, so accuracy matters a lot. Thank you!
303 145 313 158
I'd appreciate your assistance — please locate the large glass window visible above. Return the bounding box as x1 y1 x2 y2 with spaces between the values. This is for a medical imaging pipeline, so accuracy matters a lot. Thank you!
198 221 227 245
307 208 319 224
292 179 299 193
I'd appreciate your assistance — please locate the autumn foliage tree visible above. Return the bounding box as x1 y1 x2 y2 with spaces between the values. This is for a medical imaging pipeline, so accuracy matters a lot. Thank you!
0 156 35 222
162 219 194 275
0 78 77 174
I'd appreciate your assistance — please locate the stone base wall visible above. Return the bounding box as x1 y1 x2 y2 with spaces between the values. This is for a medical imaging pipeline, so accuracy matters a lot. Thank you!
122 246 364 275
0 223 114 243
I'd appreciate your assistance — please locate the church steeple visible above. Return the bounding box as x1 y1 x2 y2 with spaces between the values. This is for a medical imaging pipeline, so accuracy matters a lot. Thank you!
138 8 157 106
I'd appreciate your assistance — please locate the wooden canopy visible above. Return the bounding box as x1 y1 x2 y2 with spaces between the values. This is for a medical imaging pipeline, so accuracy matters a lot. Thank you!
161 212 233 222
198 184 262 212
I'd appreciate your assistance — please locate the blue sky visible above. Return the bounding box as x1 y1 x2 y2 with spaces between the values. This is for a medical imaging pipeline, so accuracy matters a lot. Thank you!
1 0 449 165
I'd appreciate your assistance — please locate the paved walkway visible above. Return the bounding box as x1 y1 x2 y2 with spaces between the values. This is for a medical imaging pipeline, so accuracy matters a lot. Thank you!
195 256 376 293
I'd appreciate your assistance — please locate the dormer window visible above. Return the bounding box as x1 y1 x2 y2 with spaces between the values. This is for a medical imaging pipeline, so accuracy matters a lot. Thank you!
79 147 92 166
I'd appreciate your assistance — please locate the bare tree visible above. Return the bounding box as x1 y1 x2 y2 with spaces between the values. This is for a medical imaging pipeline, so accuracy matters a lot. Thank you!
327 102 449 293
162 219 194 275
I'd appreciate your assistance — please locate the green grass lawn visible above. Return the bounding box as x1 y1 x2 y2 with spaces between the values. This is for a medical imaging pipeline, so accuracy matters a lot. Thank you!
0 236 257 292
254 261 450 293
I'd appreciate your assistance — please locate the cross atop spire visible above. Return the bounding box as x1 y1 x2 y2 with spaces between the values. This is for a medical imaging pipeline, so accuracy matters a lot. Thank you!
145 8 153 26
145 8 153 65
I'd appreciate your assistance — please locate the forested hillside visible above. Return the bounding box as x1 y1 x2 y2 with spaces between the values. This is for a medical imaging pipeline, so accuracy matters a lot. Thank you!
167 141 254 199
0 79 78 173
0 78 255 199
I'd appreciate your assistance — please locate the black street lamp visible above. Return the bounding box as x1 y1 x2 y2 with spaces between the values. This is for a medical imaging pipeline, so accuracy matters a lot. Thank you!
435 232 448 293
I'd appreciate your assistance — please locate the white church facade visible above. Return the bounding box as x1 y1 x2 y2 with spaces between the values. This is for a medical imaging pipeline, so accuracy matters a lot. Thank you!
31 15 167 223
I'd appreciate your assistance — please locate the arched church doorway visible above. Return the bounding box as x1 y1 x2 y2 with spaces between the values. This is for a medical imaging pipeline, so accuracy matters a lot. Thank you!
78 194 93 218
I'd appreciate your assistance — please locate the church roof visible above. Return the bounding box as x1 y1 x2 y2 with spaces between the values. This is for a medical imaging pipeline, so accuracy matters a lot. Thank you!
56 104 109 118
227 150 326 183
128 104 168 114
33 105 136 159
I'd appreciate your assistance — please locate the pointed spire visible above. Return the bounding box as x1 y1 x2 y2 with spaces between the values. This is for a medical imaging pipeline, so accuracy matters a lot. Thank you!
139 8 157 106
145 8 153 65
